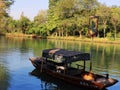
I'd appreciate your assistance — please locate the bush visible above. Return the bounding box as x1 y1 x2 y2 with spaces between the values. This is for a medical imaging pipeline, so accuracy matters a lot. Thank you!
116 33 120 38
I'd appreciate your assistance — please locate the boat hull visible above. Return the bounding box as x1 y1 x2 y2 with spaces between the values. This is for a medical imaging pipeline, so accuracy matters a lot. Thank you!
29 57 118 90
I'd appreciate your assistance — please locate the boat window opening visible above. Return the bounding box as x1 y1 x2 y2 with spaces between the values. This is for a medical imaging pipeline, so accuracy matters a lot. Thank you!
56 65 66 73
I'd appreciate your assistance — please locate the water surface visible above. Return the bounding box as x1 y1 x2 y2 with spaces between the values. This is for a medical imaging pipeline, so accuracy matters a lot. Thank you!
0 37 120 90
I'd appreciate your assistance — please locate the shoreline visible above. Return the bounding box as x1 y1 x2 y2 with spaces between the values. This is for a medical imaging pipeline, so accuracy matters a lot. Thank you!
47 36 120 44
4 33 120 44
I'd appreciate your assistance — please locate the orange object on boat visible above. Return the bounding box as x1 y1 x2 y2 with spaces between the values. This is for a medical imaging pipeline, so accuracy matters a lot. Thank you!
83 73 94 81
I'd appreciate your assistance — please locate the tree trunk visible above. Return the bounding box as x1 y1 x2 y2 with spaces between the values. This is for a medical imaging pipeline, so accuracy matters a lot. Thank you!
114 26 117 40
103 21 107 38
104 28 106 38
58 30 60 37
62 30 64 37
79 29 83 38
55 32 57 37
65 31 68 37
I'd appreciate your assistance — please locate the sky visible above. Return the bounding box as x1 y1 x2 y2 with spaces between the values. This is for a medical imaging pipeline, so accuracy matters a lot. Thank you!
9 0 120 21
98 0 120 6
9 0 49 20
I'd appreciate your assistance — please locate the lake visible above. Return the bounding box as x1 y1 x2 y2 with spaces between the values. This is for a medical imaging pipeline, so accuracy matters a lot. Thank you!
0 36 120 90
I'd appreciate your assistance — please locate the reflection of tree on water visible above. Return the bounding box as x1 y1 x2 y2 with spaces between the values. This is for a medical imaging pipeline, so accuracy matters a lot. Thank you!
0 64 10 90
92 44 120 78
0 37 10 90
30 69 87 90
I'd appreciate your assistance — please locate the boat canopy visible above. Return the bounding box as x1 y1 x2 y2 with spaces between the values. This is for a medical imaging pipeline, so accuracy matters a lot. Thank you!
42 48 90 63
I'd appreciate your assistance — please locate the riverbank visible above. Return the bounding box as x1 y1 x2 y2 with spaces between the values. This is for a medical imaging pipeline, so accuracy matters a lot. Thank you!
5 33 42 39
5 33 120 44
47 36 120 44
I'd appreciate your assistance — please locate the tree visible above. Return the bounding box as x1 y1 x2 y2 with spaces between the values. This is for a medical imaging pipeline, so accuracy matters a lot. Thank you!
47 0 59 33
0 0 14 33
0 0 14 19
74 0 99 37
28 10 47 36
47 0 99 37
34 10 47 25
57 0 76 19
78 0 99 15
19 12 30 34
76 16 88 38
96 4 111 38
110 7 120 40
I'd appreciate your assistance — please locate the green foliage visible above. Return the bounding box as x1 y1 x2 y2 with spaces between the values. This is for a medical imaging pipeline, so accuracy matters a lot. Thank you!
57 0 76 19
0 0 14 33
27 10 48 36
19 12 30 34
110 7 120 39
116 33 120 38
0 0 14 18
46 0 99 37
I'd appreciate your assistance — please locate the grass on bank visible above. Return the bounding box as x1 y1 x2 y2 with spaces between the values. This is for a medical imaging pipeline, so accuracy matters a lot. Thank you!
4 33 120 44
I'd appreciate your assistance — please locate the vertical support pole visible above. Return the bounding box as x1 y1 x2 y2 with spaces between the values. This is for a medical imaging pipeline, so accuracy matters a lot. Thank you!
90 50 92 71
41 59 43 72
64 64 66 74
84 60 86 71
90 37 93 72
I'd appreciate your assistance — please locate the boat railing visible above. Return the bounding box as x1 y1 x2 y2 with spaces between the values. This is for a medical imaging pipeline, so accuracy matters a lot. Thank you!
101 74 109 79
76 64 90 71
76 64 84 69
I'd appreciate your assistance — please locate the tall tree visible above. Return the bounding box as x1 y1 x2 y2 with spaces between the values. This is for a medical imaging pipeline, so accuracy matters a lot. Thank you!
34 10 47 25
56 0 76 37
47 0 59 33
57 0 76 19
28 10 47 36
19 12 30 34
0 0 14 19
0 0 14 33
78 0 99 15
96 4 111 38
110 7 120 40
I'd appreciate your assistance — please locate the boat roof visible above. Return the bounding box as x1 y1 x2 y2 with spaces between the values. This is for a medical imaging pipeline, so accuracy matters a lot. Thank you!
42 48 90 63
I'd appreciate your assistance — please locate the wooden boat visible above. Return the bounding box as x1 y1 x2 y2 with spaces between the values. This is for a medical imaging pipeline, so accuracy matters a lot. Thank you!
29 48 118 90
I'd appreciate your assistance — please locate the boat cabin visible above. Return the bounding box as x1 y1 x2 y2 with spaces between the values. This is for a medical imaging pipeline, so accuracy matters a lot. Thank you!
42 48 91 74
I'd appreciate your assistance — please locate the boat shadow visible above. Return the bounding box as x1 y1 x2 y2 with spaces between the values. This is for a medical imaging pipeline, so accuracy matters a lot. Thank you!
29 69 108 90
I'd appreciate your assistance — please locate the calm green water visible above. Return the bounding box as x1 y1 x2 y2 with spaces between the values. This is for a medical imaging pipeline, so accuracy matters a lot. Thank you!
0 36 120 90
